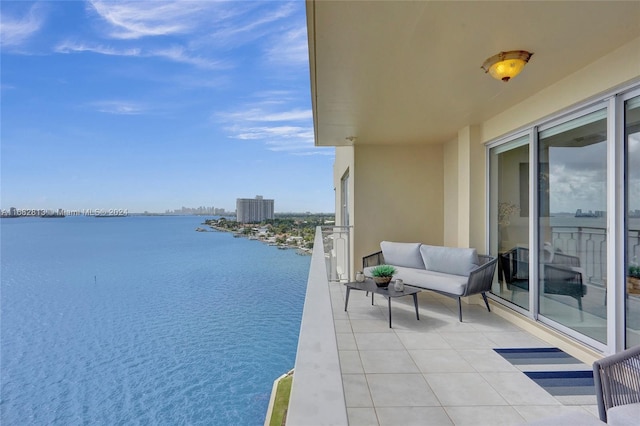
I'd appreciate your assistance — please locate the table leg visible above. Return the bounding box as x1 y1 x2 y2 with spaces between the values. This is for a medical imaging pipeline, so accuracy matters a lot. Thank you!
413 293 420 320
344 287 351 311
388 297 392 328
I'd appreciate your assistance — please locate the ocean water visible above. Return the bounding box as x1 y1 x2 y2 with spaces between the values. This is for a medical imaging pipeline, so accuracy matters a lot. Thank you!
0 216 310 425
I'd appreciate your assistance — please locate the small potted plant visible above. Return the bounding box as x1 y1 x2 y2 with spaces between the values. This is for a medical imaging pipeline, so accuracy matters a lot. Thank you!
628 261 640 295
370 264 397 288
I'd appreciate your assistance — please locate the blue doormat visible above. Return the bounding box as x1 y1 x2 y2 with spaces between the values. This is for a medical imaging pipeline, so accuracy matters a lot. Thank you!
494 348 595 401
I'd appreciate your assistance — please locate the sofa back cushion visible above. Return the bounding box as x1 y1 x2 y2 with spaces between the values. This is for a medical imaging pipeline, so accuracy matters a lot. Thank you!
420 245 479 277
380 241 425 269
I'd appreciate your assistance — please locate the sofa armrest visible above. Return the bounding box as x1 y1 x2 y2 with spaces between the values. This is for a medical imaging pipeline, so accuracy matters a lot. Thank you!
462 255 497 297
362 251 384 269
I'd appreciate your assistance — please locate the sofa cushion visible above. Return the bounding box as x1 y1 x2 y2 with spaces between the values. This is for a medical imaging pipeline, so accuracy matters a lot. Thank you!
420 245 479 277
394 267 468 295
524 410 606 425
364 266 468 296
607 403 640 426
380 241 425 269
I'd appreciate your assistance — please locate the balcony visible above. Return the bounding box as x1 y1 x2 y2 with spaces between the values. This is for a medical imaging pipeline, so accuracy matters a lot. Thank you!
286 227 603 425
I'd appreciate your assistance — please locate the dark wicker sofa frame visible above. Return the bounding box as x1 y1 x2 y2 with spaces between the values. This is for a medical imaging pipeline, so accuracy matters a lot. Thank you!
363 250 497 321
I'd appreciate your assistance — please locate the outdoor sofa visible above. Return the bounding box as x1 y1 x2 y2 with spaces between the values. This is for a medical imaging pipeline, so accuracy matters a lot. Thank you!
363 241 497 321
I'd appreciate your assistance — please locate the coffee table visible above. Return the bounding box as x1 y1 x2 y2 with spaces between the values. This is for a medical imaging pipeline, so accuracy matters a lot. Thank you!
344 280 421 328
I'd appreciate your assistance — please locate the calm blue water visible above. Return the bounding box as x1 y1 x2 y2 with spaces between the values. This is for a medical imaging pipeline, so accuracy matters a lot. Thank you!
0 216 310 425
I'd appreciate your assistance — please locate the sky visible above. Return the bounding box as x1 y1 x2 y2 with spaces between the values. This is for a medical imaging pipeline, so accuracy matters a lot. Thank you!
0 0 335 214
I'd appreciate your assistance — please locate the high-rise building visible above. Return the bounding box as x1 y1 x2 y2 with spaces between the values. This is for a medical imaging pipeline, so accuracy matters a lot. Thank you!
236 195 274 223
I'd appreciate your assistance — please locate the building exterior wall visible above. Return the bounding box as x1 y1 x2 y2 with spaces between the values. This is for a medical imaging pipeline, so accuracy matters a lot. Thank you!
236 196 274 223
333 146 354 229
443 137 458 247
481 36 640 144
350 144 444 270
465 35 640 257
334 36 640 287
333 146 355 280
466 35 640 347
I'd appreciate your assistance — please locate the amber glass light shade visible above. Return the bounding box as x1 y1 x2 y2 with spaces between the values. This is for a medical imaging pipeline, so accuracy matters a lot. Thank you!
482 51 533 82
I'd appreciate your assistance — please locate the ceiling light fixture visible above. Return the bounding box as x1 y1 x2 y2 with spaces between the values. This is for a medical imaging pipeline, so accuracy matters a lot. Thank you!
481 50 533 82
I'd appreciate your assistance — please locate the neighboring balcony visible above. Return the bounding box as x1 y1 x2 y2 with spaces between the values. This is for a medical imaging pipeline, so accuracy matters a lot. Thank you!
321 225 352 284
286 227 603 426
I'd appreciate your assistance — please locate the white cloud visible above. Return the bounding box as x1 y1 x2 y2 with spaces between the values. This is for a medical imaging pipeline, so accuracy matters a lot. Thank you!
151 45 229 70
208 2 297 45
253 90 298 102
87 0 296 44
57 1 270 71
91 100 147 115
234 125 311 140
548 161 607 213
55 41 227 70
220 108 312 122
0 4 45 48
88 0 216 39
264 25 309 66
55 2 304 73
219 102 330 156
56 41 142 57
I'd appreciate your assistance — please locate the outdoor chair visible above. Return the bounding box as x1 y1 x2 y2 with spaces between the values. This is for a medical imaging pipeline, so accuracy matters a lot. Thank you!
499 246 530 298
593 344 640 425
500 247 586 318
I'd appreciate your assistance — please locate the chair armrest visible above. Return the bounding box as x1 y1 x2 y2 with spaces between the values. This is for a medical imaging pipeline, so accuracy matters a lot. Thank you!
593 345 640 422
463 255 497 296
362 251 384 269
569 266 585 279
544 263 583 283
552 252 581 267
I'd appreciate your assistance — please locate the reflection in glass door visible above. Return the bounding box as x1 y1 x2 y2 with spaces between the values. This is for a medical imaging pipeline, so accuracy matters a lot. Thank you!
538 108 608 343
341 171 349 227
489 136 530 310
625 96 640 348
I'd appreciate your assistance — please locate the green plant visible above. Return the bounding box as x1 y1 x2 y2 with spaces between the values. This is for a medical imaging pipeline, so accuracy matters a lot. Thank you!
629 264 640 278
370 264 397 277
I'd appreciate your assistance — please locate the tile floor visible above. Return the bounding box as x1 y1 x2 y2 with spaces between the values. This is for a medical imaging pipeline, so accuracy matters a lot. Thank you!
329 282 601 425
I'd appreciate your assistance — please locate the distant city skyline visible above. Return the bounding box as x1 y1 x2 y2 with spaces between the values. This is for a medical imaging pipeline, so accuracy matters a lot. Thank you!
1 1 334 213
165 206 231 215
1 202 335 217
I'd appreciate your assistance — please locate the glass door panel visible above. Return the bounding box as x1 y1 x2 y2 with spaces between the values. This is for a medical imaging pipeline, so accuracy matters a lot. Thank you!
490 136 530 309
341 171 349 227
625 96 640 348
538 109 607 343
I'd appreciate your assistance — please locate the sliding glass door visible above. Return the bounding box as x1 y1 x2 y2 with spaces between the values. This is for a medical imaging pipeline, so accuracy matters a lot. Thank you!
489 136 530 309
538 108 608 343
625 95 640 348
489 87 640 350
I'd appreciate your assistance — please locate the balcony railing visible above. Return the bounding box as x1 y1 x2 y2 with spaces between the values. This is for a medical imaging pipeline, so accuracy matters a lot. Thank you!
320 225 351 283
286 227 348 425
551 227 640 286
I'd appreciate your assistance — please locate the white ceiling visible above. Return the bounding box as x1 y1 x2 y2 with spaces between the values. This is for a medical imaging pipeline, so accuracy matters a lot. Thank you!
307 0 640 146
